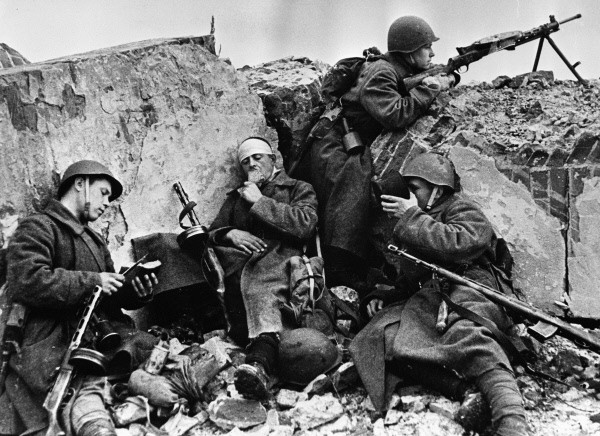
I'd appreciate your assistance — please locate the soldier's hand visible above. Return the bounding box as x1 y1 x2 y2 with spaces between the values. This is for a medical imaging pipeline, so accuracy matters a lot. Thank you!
100 272 124 296
224 229 267 254
366 298 384 318
238 182 263 204
381 193 419 218
422 74 455 91
132 273 158 299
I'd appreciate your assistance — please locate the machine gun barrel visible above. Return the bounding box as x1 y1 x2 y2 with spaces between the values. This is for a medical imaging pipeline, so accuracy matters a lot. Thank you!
514 13 582 47
387 244 600 355
559 13 582 25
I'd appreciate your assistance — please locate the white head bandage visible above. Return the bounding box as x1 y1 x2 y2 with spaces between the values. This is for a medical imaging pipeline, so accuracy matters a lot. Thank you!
237 137 273 163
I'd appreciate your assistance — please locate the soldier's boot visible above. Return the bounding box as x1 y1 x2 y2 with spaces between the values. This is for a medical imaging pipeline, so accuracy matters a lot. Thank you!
234 333 279 400
475 368 529 436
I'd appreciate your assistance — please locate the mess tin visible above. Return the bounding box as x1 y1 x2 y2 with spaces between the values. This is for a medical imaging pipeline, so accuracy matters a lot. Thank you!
372 171 410 205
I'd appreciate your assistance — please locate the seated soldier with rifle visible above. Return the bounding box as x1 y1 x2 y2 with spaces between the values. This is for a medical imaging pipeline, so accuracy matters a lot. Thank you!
207 137 335 399
0 161 158 436
350 153 529 436
309 16 457 296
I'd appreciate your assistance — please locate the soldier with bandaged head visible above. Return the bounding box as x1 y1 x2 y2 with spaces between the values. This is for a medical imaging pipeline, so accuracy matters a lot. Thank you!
207 137 323 399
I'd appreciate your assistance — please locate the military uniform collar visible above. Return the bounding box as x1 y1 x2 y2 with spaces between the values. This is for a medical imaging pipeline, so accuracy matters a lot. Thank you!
427 192 457 215
384 52 418 78
44 199 87 235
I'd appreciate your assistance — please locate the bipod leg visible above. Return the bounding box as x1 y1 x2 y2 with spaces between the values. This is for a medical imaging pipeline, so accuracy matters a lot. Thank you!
545 35 588 86
532 37 544 72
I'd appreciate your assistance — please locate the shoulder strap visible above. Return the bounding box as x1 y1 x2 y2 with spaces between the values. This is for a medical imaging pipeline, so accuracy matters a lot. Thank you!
80 229 105 271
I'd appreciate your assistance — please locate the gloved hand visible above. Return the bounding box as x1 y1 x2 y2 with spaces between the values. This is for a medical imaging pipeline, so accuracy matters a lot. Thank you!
422 74 455 91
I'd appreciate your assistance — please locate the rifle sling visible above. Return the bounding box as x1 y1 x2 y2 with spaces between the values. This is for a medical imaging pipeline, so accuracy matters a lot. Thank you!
438 292 570 388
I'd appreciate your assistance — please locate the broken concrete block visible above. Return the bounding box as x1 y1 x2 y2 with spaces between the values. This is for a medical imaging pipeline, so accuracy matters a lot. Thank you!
414 411 465 436
401 394 427 413
288 393 344 430
384 408 402 425
449 146 565 313
207 397 267 430
302 373 332 395
239 57 328 171
276 389 308 409
311 414 352 434
428 397 460 420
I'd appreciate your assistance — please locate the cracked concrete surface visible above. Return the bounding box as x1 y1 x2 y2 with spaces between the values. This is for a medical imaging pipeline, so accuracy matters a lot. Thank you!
0 35 266 271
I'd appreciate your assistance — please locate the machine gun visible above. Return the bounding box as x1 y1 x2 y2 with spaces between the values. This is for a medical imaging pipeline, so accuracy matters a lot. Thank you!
173 182 230 332
43 285 103 436
387 244 600 355
404 14 587 89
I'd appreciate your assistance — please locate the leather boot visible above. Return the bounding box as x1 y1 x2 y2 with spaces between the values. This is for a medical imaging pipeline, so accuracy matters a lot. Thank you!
234 361 271 400
234 333 279 399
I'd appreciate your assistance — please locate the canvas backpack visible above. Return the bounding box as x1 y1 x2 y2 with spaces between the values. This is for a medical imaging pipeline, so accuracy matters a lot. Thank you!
320 47 383 105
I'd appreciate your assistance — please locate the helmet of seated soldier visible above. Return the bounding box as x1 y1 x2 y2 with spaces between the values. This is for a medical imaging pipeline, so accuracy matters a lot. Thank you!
388 16 439 53
401 152 458 192
58 160 123 201
277 328 342 386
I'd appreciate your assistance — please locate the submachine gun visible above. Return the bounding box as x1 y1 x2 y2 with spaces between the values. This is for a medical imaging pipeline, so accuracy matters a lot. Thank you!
404 13 587 89
387 244 600 355
43 286 104 436
173 182 230 331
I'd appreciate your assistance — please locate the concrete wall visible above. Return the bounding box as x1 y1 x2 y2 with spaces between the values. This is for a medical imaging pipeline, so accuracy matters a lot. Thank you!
0 36 266 270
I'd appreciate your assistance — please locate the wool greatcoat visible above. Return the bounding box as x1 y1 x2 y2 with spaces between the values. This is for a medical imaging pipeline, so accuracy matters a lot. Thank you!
0 200 152 435
349 193 514 411
208 170 318 339
309 54 442 261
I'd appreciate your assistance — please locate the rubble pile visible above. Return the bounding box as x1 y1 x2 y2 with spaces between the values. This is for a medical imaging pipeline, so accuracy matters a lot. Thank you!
102 323 600 436
2 38 600 434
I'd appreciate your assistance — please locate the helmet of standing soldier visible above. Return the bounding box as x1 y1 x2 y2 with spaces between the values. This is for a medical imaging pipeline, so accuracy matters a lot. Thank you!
58 160 123 201
277 328 342 386
388 16 439 53
401 153 458 192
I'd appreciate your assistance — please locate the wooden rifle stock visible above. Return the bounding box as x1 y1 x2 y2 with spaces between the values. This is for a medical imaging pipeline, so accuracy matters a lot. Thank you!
387 244 600 355
43 286 103 436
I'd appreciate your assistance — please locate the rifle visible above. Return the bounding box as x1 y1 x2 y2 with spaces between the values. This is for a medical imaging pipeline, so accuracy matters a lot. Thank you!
387 244 600 355
404 14 586 89
43 285 103 436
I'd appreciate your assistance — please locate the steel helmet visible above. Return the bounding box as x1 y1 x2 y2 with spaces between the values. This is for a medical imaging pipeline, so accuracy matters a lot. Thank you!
58 160 123 201
402 153 457 191
277 328 342 386
388 16 439 53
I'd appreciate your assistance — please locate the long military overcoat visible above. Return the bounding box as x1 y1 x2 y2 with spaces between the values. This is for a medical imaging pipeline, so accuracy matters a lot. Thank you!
309 54 441 261
350 193 514 411
0 200 149 435
209 171 318 338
